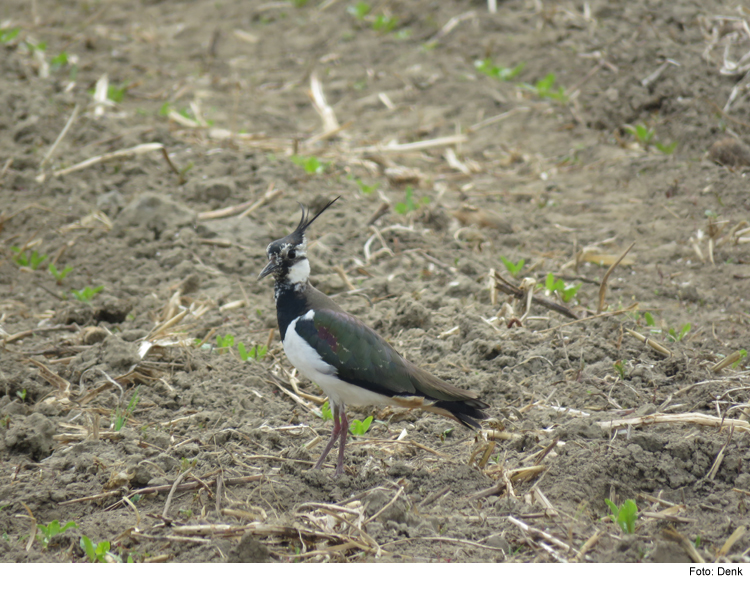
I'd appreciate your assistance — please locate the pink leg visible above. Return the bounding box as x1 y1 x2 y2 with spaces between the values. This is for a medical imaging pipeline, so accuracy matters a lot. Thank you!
335 409 349 477
314 404 341 470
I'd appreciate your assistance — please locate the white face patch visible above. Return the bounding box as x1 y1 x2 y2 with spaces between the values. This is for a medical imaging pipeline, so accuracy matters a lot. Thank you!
287 258 310 286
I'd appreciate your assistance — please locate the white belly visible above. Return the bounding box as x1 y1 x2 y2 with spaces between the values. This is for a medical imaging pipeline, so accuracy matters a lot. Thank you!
283 311 392 409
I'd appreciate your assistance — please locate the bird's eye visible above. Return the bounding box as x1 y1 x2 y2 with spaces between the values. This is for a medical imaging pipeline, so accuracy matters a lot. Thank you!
288 249 296 259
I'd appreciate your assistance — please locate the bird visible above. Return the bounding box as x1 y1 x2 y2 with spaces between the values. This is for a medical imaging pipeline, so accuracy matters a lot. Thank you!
258 197 489 476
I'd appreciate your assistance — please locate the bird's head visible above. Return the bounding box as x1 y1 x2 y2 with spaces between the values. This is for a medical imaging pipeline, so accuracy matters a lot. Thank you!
258 197 340 284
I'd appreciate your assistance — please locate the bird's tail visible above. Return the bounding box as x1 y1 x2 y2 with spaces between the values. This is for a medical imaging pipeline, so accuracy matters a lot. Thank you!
430 399 489 429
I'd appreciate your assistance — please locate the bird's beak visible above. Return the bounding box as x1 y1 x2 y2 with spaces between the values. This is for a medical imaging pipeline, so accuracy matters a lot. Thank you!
258 258 278 281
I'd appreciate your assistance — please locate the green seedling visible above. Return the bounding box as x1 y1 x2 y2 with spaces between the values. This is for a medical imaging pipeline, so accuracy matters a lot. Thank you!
543 273 581 303
25 39 46 52
108 82 128 103
80 535 121 563
349 415 373 436
394 186 430 215
347 2 371 20
50 51 68 70
625 123 655 145
292 0 308 6
624 123 677 155
613 360 626 381
474 59 525 81
320 400 333 421
37 520 77 550
440 427 454 442
605 498 638 534
180 457 198 472
178 107 196 122
16 389 26 402
70 285 103 303
114 387 140 432
352 177 379 195
499 256 525 278
732 349 748 369
667 323 691 342
216 334 235 349
655 141 677 155
372 14 398 33
643 312 655 327
290 154 328 175
238 342 267 362
87 82 127 103
11 247 47 270
521 73 568 103
48 263 73 284
0 27 20 44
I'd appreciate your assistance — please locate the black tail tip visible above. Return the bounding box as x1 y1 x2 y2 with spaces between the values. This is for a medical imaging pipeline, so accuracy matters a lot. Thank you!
435 400 489 430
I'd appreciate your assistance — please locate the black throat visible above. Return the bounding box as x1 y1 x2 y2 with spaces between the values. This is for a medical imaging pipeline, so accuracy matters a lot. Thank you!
274 280 310 341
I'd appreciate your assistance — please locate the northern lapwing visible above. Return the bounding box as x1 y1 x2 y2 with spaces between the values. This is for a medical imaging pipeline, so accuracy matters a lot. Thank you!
258 198 489 475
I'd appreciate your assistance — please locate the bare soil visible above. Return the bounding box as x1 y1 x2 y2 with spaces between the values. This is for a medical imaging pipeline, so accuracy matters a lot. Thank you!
1 0 749 564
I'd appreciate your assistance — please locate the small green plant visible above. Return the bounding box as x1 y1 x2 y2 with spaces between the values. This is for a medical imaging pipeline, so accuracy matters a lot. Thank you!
732 349 748 369
180 457 198 472
70 285 103 303
0 27 20 44
500 256 525 278
216 334 235 349
238 342 267 362
394 186 429 215
351 177 379 195
80 535 121 563
290 154 328 175
320 400 333 421
655 141 677 155
349 415 373 436
667 323 691 342
543 273 581 303
347 2 371 20
48 263 73 284
11 248 47 270
613 360 626 380
37 520 77 550
625 123 677 155
108 82 128 103
522 73 568 104
114 387 140 432
25 39 46 52
50 51 68 70
474 59 525 81
372 14 398 33
291 0 309 6
16 389 26 402
440 427 454 442
625 123 655 145
643 312 655 327
605 498 638 534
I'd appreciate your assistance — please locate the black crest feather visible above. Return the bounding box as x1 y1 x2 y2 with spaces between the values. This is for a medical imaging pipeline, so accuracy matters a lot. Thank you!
296 196 341 236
